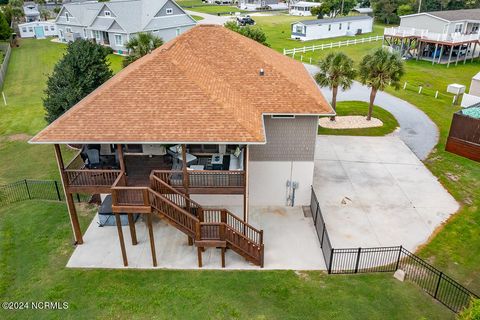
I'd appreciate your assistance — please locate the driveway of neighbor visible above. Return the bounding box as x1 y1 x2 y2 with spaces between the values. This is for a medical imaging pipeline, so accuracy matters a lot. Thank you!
313 135 459 251
67 206 325 270
304 64 439 160
186 10 233 25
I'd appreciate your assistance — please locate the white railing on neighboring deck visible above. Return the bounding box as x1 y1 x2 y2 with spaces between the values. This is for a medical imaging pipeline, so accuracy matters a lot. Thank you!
384 27 480 43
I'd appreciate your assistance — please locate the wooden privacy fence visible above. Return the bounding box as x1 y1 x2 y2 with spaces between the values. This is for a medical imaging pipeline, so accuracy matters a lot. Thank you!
0 179 89 205
283 35 383 56
0 43 11 90
310 187 479 314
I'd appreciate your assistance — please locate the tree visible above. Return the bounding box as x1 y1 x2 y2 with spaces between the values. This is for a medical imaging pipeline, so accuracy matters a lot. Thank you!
457 299 480 320
372 0 399 24
43 39 113 123
40 9 50 21
224 21 269 47
0 12 12 40
316 0 358 18
358 48 404 121
123 32 163 67
314 52 356 121
397 4 413 15
310 5 323 16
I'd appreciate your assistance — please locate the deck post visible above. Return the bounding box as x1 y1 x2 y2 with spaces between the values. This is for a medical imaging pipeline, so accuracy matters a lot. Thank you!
447 44 454 68
127 213 137 245
416 40 421 61
114 213 128 266
437 44 443 64
455 45 461 66
472 42 477 62
181 144 190 198
116 144 126 172
464 43 470 65
54 144 83 245
243 145 249 223
432 43 438 65
146 212 157 267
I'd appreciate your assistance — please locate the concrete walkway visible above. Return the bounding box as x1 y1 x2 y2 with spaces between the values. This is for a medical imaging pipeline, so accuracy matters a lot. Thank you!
186 10 233 25
304 64 439 160
313 136 459 251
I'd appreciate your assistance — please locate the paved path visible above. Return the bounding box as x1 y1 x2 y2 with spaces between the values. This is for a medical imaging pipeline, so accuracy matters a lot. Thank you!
186 10 232 25
304 64 439 160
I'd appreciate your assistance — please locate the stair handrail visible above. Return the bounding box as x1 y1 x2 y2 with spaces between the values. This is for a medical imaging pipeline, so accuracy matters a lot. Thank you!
150 173 203 209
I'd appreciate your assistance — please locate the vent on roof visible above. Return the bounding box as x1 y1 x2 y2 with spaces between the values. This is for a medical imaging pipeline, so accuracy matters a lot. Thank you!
259 68 265 76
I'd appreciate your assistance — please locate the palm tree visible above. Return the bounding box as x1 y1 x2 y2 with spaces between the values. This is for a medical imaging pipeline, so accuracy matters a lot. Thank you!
359 48 405 121
123 33 163 67
314 52 356 121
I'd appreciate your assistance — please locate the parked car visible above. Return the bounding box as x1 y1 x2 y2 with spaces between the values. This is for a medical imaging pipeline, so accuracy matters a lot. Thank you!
237 15 255 26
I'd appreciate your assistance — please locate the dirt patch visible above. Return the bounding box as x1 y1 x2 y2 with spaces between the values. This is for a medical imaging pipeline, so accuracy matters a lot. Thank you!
295 270 310 281
5 133 32 142
445 172 460 182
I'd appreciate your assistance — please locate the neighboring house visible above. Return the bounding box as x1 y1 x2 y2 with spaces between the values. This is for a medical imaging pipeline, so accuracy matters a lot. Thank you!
351 7 373 17
18 21 57 39
291 15 373 41
23 3 41 22
461 72 480 108
238 0 287 11
30 25 334 268
384 9 480 66
55 0 196 54
289 1 321 16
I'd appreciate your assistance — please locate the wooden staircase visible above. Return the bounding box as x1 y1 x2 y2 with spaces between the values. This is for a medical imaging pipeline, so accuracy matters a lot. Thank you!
111 171 264 268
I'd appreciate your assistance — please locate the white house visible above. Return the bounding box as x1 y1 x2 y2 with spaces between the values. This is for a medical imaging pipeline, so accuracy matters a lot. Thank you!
289 1 321 16
18 21 57 39
291 15 373 41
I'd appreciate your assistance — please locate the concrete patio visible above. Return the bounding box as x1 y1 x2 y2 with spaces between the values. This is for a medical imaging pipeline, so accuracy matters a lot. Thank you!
313 135 459 251
67 206 326 270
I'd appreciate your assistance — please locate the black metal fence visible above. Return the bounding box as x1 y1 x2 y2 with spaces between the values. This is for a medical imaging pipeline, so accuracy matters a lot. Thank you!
310 187 479 314
0 179 89 205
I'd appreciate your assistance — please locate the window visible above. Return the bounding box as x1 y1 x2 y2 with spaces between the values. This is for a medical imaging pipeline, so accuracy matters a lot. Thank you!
28 27 33 32
295 25 304 33
65 12 70 22
83 28 87 38
347 22 351 30
454 23 463 33
104 10 111 17
339 23 342 30
22 27 27 33
59 29 64 39
114 34 123 46
50 25 55 31
328 24 331 31
66 27 72 33
93 30 101 40
44 26 49 31
166 8 173 14
271 115 295 119
176 28 181 36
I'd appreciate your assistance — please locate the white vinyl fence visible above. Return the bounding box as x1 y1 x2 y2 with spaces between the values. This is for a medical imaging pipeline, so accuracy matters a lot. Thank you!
283 35 383 56
0 43 11 90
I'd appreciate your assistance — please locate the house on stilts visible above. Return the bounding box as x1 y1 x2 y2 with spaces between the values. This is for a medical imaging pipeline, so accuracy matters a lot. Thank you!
383 9 480 67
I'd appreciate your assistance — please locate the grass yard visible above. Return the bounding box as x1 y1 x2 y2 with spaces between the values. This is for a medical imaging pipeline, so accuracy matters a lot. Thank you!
254 14 386 53
0 39 123 184
317 101 399 136
191 14 205 21
0 200 453 319
176 0 205 6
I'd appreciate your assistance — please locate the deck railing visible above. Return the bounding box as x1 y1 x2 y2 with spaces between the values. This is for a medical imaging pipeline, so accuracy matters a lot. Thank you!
384 27 480 43
152 169 246 190
64 169 122 189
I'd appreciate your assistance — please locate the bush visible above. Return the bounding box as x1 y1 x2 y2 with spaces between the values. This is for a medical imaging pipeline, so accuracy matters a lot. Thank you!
224 21 269 47
457 299 480 320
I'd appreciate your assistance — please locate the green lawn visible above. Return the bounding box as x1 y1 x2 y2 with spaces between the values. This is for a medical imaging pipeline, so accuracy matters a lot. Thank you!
177 0 205 6
0 200 453 319
254 14 386 53
191 14 205 21
318 101 399 136
0 39 122 184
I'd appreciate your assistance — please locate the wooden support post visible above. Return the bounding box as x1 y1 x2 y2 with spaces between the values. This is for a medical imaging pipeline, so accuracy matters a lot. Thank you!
455 45 461 66
437 44 444 64
221 247 226 268
243 145 249 223
116 144 125 172
114 213 128 266
464 43 470 65
447 44 454 68
181 144 190 198
127 213 137 245
188 236 193 246
472 42 477 62
146 213 157 267
54 144 83 244
432 43 438 65
197 247 203 268
416 41 421 61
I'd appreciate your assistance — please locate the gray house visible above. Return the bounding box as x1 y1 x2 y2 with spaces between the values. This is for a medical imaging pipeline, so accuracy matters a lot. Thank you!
55 0 196 54
23 3 41 22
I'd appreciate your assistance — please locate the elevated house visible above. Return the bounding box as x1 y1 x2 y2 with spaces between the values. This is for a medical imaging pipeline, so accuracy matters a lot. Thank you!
23 3 40 22
30 25 334 268
383 9 480 66
55 0 196 54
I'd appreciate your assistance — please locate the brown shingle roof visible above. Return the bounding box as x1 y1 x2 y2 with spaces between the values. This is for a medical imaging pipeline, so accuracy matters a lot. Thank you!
31 25 333 144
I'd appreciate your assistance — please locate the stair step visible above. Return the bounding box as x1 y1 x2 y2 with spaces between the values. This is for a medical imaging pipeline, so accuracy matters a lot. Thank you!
195 240 227 248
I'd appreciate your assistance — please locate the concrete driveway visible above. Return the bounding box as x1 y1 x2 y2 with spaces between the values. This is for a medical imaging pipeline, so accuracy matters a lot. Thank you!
186 10 233 25
304 64 439 160
313 135 459 251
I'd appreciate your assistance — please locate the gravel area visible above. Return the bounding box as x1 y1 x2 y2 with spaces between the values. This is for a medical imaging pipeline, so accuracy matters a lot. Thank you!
319 116 383 129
